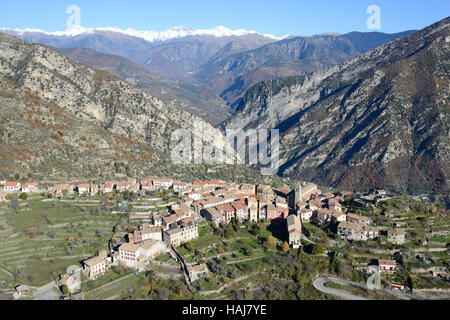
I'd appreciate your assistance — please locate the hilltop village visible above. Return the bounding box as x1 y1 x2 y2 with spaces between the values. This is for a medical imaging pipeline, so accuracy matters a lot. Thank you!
0 178 448 300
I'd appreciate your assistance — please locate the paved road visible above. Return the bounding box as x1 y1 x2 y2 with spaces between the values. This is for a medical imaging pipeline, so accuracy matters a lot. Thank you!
0 266 14 279
33 281 60 300
313 277 424 300
313 277 369 300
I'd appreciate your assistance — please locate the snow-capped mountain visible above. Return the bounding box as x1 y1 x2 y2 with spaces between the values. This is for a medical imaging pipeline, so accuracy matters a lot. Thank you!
0 25 287 43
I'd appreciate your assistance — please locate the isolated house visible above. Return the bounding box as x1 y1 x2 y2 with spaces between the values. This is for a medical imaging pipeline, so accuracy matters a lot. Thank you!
378 259 397 273
83 257 107 280
187 264 209 282
387 230 406 245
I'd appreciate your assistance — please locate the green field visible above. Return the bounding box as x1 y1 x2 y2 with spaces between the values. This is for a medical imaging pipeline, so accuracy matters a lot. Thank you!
0 199 121 287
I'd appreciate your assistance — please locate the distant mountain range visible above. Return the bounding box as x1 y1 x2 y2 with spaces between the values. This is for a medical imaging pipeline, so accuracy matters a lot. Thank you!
1 26 417 124
223 17 450 195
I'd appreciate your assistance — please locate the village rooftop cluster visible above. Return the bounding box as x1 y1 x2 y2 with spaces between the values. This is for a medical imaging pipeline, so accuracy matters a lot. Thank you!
2 178 447 300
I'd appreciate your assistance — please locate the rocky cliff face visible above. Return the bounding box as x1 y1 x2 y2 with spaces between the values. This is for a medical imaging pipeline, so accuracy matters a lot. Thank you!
223 18 450 195
0 32 223 154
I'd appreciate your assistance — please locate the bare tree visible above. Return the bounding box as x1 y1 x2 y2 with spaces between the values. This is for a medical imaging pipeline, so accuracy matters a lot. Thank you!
11 197 20 214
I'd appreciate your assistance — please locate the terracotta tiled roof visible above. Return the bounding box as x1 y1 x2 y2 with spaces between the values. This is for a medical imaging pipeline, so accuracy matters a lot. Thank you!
84 257 105 267
378 259 396 266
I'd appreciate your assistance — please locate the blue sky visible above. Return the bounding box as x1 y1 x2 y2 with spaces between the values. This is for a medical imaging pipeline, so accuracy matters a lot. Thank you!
0 0 448 36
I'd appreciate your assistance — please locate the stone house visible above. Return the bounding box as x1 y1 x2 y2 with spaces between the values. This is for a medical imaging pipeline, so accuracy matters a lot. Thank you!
83 257 107 280
387 229 406 245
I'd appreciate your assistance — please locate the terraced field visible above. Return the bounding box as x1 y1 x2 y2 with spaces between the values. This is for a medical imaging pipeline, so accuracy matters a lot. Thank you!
0 199 121 287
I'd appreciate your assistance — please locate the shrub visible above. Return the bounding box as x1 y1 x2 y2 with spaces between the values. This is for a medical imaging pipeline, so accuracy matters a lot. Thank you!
265 236 278 249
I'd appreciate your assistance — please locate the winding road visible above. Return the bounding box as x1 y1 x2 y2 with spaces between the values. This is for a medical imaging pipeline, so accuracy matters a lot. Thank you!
313 277 423 300
313 277 369 300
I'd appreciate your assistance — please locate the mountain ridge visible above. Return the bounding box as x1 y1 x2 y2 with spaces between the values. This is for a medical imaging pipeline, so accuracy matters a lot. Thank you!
223 17 450 195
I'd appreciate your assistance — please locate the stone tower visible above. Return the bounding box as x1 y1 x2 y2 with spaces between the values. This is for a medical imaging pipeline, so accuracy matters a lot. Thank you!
295 182 302 204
